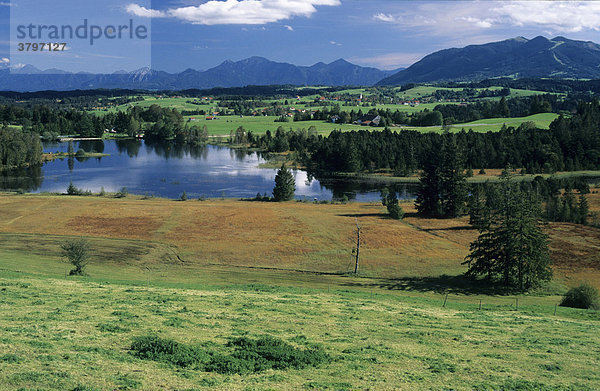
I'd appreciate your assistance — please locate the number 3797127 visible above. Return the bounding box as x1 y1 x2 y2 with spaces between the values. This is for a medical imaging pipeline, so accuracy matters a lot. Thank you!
17 43 67 51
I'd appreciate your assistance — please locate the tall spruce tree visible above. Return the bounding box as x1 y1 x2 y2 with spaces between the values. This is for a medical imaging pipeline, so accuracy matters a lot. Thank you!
415 146 442 217
463 173 552 289
468 184 485 229
385 188 404 219
415 136 466 218
439 136 467 218
272 164 295 201
578 194 589 225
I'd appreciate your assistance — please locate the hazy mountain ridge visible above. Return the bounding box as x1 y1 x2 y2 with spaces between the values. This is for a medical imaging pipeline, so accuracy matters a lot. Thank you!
0 57 398 92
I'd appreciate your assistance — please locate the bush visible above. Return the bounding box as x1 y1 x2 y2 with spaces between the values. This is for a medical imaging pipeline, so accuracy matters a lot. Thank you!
179 191 187 201
560 284 599 309
130 335 210 368
67 181 81 196
228 336 329 372
60 238 90 276
131 335 329 374
115 187 128 198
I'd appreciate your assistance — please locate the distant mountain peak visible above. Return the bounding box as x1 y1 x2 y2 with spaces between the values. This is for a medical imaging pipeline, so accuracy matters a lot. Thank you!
330 58 351 65
0 56 392 91
377 35 600 85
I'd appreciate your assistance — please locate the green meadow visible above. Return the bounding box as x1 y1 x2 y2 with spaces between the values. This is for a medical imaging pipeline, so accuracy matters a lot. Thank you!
0 194 599 389
0 267 598 390
87 86 559 138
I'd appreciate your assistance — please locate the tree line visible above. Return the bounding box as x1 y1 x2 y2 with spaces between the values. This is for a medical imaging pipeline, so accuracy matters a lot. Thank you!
252 99 600 175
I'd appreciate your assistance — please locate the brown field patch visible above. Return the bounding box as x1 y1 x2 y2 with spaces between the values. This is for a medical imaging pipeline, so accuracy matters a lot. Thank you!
548 222 600 270
0 194 598 285
587 191 600 213
68 215 161 238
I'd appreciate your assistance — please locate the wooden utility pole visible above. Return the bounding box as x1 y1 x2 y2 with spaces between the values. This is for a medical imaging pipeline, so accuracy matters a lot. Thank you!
354 218 361 274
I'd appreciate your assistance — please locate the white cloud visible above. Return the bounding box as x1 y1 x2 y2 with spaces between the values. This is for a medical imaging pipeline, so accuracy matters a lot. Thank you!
493 1 600 32
284 25 294 31
127 0 340 25
371 1 600 34
373 13 396 23
125 4 166 18
0 2 11 6
0 58 9 63
329 40 342 46
459 17 493 29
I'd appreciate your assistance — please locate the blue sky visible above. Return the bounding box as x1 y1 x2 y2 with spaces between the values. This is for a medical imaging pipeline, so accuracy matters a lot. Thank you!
2 1 600 73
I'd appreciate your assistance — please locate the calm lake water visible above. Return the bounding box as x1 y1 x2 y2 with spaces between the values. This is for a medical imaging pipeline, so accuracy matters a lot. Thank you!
0 140 417 201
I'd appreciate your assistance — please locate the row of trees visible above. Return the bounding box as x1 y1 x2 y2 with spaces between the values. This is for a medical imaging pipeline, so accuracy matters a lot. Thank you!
545 189 589 225
259 99 600 175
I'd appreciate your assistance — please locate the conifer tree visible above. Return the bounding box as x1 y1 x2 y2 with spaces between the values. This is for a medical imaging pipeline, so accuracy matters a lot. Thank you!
415 136 466 218
578 193 589 225
272 164 295 201
463 173 551 289
385 189 404 219
439 136 467 218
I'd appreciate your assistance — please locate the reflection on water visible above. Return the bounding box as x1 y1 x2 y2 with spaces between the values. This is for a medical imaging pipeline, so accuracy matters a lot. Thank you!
0 165 43 192
1 140 417 201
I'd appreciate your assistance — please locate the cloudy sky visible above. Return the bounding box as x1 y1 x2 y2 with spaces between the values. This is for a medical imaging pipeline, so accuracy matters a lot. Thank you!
1 0 600 72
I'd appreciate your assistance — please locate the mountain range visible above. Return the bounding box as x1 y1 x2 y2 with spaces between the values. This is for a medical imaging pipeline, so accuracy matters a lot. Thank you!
378 36 600 85
1 36 600 91
0 57 399 92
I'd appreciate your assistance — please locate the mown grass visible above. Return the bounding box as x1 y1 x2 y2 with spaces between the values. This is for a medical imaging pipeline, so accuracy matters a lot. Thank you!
0 271 597 390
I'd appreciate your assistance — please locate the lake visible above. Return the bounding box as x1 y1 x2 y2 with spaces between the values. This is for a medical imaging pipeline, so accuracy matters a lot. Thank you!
0 140 417 201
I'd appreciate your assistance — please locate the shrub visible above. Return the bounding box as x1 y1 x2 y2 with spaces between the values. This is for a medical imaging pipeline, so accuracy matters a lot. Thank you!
131 335 329 374
75 149 86 157
66 181 81 196
130 335 210 368
179 191 187 201
560 284 599 309
61 238 90 276
227 336 329 372
115 187 128 198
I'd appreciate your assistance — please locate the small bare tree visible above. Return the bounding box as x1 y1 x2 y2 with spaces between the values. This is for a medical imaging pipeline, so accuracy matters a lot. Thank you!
61 239 90 276
354 218 361 274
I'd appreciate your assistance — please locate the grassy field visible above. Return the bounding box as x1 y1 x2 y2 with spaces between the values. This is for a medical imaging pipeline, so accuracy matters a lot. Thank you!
0 193 599 389
183 112 558 136
88 88 560 137
186 116 368 136
0 193 599 288
0 272 598 390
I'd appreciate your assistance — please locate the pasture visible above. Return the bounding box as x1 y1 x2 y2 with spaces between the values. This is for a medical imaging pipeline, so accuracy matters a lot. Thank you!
0 193 599 289
86 84 560 137
0 193 599 389
0 272 598 390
